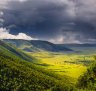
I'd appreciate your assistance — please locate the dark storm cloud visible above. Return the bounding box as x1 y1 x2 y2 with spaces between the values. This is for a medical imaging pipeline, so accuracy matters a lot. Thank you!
0 0 96 43
1 0 75 38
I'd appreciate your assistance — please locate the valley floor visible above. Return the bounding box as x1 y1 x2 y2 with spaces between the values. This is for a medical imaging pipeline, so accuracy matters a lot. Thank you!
27 51 95 83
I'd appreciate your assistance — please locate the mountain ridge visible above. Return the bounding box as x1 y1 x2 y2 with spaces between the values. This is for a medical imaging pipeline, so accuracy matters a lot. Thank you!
3 39 73 52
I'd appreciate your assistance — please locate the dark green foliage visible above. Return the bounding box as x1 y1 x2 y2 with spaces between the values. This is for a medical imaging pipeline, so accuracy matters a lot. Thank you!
77 57 96 91
51 85 76 91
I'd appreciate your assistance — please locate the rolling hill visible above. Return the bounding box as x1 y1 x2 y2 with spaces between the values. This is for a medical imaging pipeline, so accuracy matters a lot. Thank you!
0 40 35 62
4 39 96 54
3 39 72 52
0 40 74 91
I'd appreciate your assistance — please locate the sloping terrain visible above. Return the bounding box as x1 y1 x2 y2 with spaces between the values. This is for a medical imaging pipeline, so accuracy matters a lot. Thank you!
0 40 35 61
3 39 72 52
0 40 74 91
4 39 96 54
1 40 96 90
60 44 96 54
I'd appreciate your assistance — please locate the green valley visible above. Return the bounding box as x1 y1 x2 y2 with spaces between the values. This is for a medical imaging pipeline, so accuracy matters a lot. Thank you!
1 39 96 91
0 40 74 91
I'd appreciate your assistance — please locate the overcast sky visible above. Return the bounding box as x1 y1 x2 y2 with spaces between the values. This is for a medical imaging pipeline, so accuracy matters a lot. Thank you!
0 0 96 44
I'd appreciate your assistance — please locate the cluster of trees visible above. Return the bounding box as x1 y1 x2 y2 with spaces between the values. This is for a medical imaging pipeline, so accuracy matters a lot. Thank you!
77 56 96 91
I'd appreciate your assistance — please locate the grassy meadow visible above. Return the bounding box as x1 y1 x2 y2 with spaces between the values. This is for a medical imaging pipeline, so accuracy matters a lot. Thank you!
26 51 95 83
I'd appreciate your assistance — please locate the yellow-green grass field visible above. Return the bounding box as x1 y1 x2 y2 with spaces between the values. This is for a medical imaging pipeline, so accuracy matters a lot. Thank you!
26 51 95 83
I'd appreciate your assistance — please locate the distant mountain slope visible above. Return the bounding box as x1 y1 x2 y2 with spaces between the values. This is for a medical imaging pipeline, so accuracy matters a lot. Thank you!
61 44 96 47
59 44 96 54
3 39 72 52
0 40 74 91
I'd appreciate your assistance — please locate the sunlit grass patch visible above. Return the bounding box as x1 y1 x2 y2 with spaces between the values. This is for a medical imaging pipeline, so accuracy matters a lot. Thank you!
26 51 95 83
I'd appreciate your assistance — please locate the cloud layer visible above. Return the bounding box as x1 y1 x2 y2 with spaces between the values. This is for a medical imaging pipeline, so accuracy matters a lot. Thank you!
0 28 36 40
0 0 96 43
